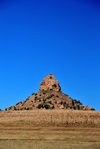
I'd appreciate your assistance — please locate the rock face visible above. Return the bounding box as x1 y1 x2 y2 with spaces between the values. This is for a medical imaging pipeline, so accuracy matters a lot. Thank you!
40 73 61 91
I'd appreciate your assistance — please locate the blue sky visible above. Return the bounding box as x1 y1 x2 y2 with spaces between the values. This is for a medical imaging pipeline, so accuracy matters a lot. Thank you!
0 0 100 110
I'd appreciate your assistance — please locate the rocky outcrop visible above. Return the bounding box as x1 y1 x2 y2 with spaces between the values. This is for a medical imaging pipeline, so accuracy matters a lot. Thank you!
40 73 61 91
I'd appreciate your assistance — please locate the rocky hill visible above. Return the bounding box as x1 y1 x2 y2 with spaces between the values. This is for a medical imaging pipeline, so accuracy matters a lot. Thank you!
5 74 95 111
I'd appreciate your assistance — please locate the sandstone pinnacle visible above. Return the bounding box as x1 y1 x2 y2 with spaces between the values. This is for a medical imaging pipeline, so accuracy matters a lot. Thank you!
40 73 61 91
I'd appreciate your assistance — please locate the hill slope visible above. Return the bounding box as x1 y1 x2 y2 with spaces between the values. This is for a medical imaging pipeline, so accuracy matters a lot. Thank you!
5 90 94 111
5 74 95 111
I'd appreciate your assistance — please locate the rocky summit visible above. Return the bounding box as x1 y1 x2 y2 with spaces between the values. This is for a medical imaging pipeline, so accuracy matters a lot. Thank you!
40 73 61 91
5 74 95 111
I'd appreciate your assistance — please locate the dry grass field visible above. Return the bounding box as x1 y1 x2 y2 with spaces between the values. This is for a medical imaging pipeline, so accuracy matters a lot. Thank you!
0 110 100 124
0 110 100 149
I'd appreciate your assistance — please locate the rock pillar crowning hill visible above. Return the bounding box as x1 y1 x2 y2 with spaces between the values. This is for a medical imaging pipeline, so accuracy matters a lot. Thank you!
40 73 61 91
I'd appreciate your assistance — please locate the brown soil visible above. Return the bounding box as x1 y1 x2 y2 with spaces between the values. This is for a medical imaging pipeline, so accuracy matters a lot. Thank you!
0 122 100 128
0 138 99 142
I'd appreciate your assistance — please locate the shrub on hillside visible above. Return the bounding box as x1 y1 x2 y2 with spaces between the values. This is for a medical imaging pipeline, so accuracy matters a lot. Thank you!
16 101 22 105
75 100 82 105
56 95 59 97
37 104 43 109
34 96 37 102
44 104 50 109
73 106 76 110
43 99 46 103
14 106 16 110
47 96 51 99
63 101 66 107
65 104 69 108
70 106 72 109
43 92 46 95
51 94 54 97
91 108 95 111
72 100 74 106
55 101 57 104
26 98 29 101
81 106 84 110
76 105 80 110
9 106 12 110
64 101 66 105
52 84 57 88
50 105 55 109
60 101 63 105
26 108 30 110
47 101 52 104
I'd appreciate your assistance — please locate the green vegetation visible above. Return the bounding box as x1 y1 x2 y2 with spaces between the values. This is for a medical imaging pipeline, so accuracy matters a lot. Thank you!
43 92 46 94
34 96 37 102
14 106 16 110
60 101 63 105
56 95 59 97
44 104 50 109
50 105 55 109
73 106 76 110
52 84 57 87
26 108 30 110
51 94 54 97
91 108 95 111
43 99 46 103
81 106 84 110
65 104 69 108
50 89 53 90
37 104 43 109
47 101 52 104
37 103 54 109
26 98 29 101
72 100 74 106
74 99 82 105
76 105 80 110
9 106 12 110
32 93 35 95
47 96 51 99
46 94 55 99
16 101 22 105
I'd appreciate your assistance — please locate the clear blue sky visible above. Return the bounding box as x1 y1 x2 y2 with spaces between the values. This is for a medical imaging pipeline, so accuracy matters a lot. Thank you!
0 0 100 110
